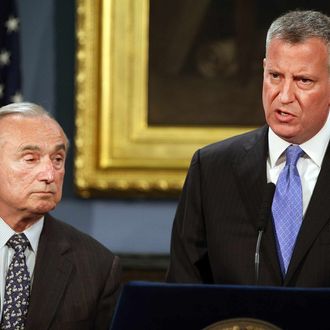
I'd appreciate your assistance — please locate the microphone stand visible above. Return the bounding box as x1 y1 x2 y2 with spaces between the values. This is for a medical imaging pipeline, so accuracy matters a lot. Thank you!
254 183 276 285
255 228 264 284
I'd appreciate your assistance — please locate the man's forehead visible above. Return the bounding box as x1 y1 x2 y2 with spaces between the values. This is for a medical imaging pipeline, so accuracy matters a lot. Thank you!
0 116 66 138
0 115 69 153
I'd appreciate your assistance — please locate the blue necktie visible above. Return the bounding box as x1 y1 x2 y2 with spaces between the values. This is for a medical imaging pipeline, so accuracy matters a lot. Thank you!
1 234 30 330
272 145 304 275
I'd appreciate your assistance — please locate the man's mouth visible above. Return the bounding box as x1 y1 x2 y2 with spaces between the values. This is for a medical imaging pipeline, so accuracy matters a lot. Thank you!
276 109 294 117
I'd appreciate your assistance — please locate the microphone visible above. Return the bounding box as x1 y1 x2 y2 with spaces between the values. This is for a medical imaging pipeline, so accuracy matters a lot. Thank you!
255 182 276 284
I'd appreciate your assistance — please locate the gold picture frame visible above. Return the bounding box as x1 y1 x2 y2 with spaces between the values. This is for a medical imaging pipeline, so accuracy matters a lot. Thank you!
74 0 254 197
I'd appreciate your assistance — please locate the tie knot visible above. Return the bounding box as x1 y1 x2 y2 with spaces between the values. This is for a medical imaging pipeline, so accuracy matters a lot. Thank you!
285 145 303 166
7 233 29 252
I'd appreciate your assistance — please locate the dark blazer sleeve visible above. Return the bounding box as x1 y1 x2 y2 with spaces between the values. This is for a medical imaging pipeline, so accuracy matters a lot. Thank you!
166 150 213 283
95 255 122 329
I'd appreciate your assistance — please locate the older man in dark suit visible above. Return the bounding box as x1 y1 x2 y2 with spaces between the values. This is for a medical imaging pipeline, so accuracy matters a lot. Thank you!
0 102 121 329
167 10 330 287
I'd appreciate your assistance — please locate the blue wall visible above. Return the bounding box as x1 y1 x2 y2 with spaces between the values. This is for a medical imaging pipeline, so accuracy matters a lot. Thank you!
17 0 177 255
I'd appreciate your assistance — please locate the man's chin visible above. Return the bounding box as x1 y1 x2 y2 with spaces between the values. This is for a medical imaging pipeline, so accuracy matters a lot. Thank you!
272 126 298 143
31 202 57 215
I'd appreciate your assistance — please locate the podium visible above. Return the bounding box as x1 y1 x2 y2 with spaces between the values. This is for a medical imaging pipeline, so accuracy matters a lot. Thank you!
111 281 330 329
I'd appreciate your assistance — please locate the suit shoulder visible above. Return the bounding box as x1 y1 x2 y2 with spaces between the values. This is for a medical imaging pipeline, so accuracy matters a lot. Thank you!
198 126 267 159
45 215 116 260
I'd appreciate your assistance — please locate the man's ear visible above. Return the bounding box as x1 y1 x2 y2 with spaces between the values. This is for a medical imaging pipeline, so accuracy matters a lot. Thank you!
328 79 330 107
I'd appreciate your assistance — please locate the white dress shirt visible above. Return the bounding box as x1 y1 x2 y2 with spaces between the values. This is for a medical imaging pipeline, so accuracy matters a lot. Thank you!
267 112 330 216
0 217 44 321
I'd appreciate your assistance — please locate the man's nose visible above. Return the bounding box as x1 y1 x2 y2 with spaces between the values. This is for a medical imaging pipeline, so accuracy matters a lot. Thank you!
279 80 295 104
38 159 55 182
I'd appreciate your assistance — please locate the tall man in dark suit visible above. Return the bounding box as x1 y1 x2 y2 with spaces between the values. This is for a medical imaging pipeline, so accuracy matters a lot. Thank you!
167 10 330 286
0 102 121 329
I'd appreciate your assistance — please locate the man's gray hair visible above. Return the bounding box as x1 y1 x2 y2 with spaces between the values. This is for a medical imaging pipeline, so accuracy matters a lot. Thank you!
0 102 52 118
266 10 330 68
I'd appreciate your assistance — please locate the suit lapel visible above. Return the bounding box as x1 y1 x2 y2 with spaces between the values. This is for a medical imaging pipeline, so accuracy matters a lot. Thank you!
285 143 330 284
234 126 268 224
234 126 282 283
25 215 73 330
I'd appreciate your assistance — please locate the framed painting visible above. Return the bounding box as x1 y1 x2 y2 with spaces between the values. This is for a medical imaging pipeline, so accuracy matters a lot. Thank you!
74 0 265 198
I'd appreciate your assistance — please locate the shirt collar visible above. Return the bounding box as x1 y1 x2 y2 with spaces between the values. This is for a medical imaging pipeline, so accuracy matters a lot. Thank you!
0 217 44 253
268 111 330 168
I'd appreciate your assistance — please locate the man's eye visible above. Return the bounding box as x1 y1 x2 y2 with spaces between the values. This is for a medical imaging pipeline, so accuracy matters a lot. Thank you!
300 78 312 84
24 156 35 162
271 73 280 79
53 155 65 167
297 77 314 89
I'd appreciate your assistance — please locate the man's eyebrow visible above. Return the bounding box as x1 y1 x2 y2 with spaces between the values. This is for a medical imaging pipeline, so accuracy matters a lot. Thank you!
54 143 67 152
19 145 40 152
18 143 67 153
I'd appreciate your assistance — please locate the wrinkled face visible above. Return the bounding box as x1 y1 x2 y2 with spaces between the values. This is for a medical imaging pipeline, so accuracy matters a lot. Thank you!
262 37 330 144
0 115 67 221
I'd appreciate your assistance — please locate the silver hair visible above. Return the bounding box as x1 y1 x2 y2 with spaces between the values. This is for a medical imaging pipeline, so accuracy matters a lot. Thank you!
266 10 330 69
0 102 51 118
0 102 70 148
